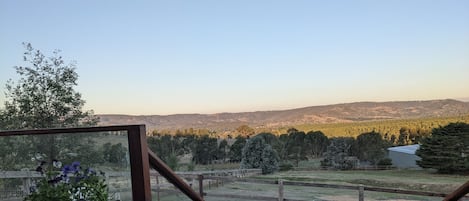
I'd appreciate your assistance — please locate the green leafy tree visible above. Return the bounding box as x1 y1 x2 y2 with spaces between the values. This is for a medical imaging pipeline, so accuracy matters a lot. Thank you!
102 143 127 167
416 122 469 174
0 43 99 169
193 135 218 165
305 130 329 158
218 139 229 162
0 43 98 130
228 136 246 162
284 130 307 166
355 131 388 165
240 136 279 174
276 134 289 160
321 137 358 170
256 132 282 156
147 134 185 164
166 153 180 170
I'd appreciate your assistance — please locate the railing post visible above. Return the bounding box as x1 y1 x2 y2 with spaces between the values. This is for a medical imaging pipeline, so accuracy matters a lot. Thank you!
198 174 204 198
358 184 364 201
278 179 284 201
156 175 160 201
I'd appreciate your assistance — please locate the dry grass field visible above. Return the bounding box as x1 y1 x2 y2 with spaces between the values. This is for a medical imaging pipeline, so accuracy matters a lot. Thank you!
202 169 467 201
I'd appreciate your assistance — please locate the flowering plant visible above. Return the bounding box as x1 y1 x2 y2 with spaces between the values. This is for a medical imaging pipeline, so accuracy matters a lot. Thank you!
24 160 108 201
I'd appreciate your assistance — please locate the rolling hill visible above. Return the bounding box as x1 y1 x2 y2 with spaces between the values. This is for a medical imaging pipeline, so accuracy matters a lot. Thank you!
97 99 469 132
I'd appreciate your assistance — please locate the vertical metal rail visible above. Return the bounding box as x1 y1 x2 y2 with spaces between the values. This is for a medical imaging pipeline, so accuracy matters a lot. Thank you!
444 180 469 201
148 150 204 201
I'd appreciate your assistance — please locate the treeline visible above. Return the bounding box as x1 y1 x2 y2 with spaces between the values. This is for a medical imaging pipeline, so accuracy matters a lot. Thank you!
147 127 398 171
148 115 469 140
276 115 469 138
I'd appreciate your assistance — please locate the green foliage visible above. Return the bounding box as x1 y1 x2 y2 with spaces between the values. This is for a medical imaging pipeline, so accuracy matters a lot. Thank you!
166 153 180 170
240 136 279 174
355 131 388 165
218 139 229 162
102 142 127 167
0 43 100 169
193 135 218 165
147 134 185 164
280 115 469 139
24 162 107 201
0 136 31 170
283 130 307 166
278 161 294 171
0 43 98 130
377 158 392 166
229 136 246 162
321 137 358 170
304 130 329 158
186 161 196 171
416 122 469 174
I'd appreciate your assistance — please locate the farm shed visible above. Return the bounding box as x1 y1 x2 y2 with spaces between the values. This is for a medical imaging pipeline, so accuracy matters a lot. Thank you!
387 144 421 169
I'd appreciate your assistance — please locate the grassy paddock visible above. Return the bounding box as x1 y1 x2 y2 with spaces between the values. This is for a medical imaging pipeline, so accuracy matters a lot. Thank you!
203 169 466 201
259 169 467 193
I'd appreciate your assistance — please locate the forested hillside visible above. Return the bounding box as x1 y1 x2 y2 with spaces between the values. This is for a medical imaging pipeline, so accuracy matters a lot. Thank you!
98 99 469 137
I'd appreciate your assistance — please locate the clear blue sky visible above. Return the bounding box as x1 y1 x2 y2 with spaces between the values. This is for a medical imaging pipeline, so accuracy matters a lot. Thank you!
1 0 468 115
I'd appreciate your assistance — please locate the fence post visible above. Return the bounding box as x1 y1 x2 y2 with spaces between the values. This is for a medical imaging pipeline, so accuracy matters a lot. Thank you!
358 184 364 201
278 179 284 201
156 175 160 201
198 174 204 198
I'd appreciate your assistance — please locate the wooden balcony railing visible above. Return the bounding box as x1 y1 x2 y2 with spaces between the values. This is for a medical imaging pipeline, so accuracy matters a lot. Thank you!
444 180 469 201
0 125 203 201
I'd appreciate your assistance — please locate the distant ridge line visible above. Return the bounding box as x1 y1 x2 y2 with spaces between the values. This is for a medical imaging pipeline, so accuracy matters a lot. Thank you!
97 99 469 131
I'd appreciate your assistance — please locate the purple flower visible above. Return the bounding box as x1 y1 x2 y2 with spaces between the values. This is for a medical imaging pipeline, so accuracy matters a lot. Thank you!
71 162 80 168
85 168 96 176
62 161 80 174
62 165 72 175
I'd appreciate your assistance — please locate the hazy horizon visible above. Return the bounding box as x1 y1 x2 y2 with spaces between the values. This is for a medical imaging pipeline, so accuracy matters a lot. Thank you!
1 1 468 115
96 98 469 116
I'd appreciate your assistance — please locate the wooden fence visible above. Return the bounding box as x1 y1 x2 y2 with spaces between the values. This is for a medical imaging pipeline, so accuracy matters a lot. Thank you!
200 177 464 201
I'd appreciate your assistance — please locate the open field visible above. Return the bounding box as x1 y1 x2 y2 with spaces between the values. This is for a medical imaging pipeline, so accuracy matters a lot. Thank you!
147 167 468 201
204 181 443 201
259 169 467 193
202 169 467 201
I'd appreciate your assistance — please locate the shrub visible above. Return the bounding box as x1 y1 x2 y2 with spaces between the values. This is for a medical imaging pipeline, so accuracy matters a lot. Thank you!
279 161 294 171
25 161 107 201
240 136 279 174
377 158 392 166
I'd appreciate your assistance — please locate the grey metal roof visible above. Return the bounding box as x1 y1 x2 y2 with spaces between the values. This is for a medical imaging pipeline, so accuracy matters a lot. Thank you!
387 144 420 155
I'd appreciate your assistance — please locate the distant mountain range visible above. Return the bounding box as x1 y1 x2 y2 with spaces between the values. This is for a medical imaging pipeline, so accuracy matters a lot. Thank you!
97 99 469 131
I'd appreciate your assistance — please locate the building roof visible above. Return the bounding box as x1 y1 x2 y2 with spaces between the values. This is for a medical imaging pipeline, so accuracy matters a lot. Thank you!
387 144 420 155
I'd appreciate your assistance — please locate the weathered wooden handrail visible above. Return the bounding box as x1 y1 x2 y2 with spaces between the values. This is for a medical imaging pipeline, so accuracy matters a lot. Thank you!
148 149 204 201
444 180 469 201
